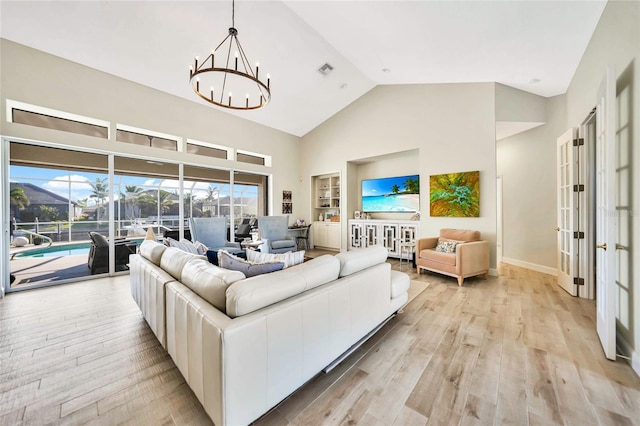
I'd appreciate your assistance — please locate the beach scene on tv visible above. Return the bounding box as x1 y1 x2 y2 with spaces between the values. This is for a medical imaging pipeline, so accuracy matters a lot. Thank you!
362 175 420 212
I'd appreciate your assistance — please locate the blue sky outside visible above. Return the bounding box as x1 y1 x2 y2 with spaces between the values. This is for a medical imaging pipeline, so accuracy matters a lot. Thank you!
362 175 419 197
10 165 254 207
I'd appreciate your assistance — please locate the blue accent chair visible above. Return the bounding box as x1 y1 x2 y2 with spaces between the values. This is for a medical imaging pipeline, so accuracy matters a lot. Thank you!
257 216 297 254
189 217 241 251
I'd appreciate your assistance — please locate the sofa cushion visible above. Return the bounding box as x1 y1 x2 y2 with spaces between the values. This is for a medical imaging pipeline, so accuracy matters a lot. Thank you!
245 249 305 268
226 254 340 318
390 270 410 299
139 240 167 266
218 250 285 278
271 239 297 249
440 228 480 242
335 245 388 277
181 258 246 312
420 248 456 266
160 247 202 281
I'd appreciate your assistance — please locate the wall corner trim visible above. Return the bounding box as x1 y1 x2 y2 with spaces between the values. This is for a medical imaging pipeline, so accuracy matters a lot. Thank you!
617 334 640 378
501 257 557 276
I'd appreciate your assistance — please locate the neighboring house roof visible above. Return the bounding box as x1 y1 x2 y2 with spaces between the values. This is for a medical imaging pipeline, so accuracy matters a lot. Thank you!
10 182 77 206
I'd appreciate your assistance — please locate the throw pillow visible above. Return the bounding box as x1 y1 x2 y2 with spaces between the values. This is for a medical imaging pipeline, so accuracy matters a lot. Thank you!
435 240 458 253
144 227 156 241
245 250 305 268
193 241 209 256
218 250 285 277
179 238 201 255
165 237 200 255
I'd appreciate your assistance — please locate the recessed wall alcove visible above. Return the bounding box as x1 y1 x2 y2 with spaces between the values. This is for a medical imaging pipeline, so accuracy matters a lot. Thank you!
346 149 420 221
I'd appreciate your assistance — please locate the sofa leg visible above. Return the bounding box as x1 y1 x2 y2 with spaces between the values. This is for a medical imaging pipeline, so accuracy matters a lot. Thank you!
457 276 464 286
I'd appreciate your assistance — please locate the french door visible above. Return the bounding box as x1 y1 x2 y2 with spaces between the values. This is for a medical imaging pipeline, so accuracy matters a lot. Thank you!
556 128 578 296
595 66 616 360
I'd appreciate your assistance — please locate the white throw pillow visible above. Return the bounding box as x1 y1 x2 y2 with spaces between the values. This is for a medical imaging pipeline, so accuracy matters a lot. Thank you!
165 237 199 255
193 241 209 256
245 249 305 268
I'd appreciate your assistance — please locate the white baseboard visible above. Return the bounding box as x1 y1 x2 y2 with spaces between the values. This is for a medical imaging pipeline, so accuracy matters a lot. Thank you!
489 269 498 277
501 257 557 276
617 334 640 378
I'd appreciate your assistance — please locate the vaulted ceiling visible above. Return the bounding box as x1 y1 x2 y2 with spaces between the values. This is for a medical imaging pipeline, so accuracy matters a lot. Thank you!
1 1 607 137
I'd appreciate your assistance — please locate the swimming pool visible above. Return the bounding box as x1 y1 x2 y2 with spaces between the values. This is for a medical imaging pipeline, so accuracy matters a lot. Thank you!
13 243 91 258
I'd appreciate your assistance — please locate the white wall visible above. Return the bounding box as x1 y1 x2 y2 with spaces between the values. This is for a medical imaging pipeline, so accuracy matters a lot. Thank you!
561 0 639 372
495 83 547 123
496 94 566 272
353 149 419 221
0 39 302 218
496 0 640 373
301 83 497 269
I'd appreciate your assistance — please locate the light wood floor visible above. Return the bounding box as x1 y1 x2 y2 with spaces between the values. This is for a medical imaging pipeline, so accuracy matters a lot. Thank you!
1 259 639 425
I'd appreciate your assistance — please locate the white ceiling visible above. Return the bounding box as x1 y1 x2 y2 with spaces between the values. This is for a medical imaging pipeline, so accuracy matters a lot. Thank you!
0 1 607 137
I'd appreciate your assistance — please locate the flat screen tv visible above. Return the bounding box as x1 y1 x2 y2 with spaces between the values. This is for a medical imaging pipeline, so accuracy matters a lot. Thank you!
361 174 420 212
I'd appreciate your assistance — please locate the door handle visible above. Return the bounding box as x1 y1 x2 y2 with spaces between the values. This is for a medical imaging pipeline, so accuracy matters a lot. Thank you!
596 243 607 250
554 227 560 232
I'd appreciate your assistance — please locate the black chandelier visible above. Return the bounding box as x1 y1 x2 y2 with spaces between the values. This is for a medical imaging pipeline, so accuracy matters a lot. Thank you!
189 0 271 110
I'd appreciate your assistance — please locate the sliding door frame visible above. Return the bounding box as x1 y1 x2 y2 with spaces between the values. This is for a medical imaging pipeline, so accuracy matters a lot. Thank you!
2 136 272 294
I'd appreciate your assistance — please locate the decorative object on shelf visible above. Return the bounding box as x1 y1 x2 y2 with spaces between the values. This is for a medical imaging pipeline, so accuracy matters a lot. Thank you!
410 211 421 221
318 213 323 221
354 211 361 219
189 0 271 110
282 190 292 214
430 170 480 217
325 212 334 221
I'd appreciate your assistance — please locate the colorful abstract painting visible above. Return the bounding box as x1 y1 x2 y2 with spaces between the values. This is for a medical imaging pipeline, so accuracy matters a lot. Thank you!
429 171 480 217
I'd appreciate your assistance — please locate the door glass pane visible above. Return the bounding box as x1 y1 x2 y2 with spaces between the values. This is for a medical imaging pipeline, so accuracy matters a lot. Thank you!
9 143 111 289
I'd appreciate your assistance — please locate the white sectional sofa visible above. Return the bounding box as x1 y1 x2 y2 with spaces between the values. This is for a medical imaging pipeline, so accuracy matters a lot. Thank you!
130 240 410 426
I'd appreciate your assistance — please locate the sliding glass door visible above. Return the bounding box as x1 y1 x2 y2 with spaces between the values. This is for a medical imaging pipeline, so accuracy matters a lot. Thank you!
5 140 269 292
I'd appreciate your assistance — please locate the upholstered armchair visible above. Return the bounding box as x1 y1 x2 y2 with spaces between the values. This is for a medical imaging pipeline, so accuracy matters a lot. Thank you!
234 223 253 242
189 217 241 251
416 228 489 286
257 216 297 254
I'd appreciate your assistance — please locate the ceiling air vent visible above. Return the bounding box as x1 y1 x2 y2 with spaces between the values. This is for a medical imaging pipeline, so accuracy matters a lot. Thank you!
318 63 334 76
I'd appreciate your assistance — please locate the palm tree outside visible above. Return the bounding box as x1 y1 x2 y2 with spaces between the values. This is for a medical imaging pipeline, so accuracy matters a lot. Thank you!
89 177 108 222
10 187 29 209
124 185 143 220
